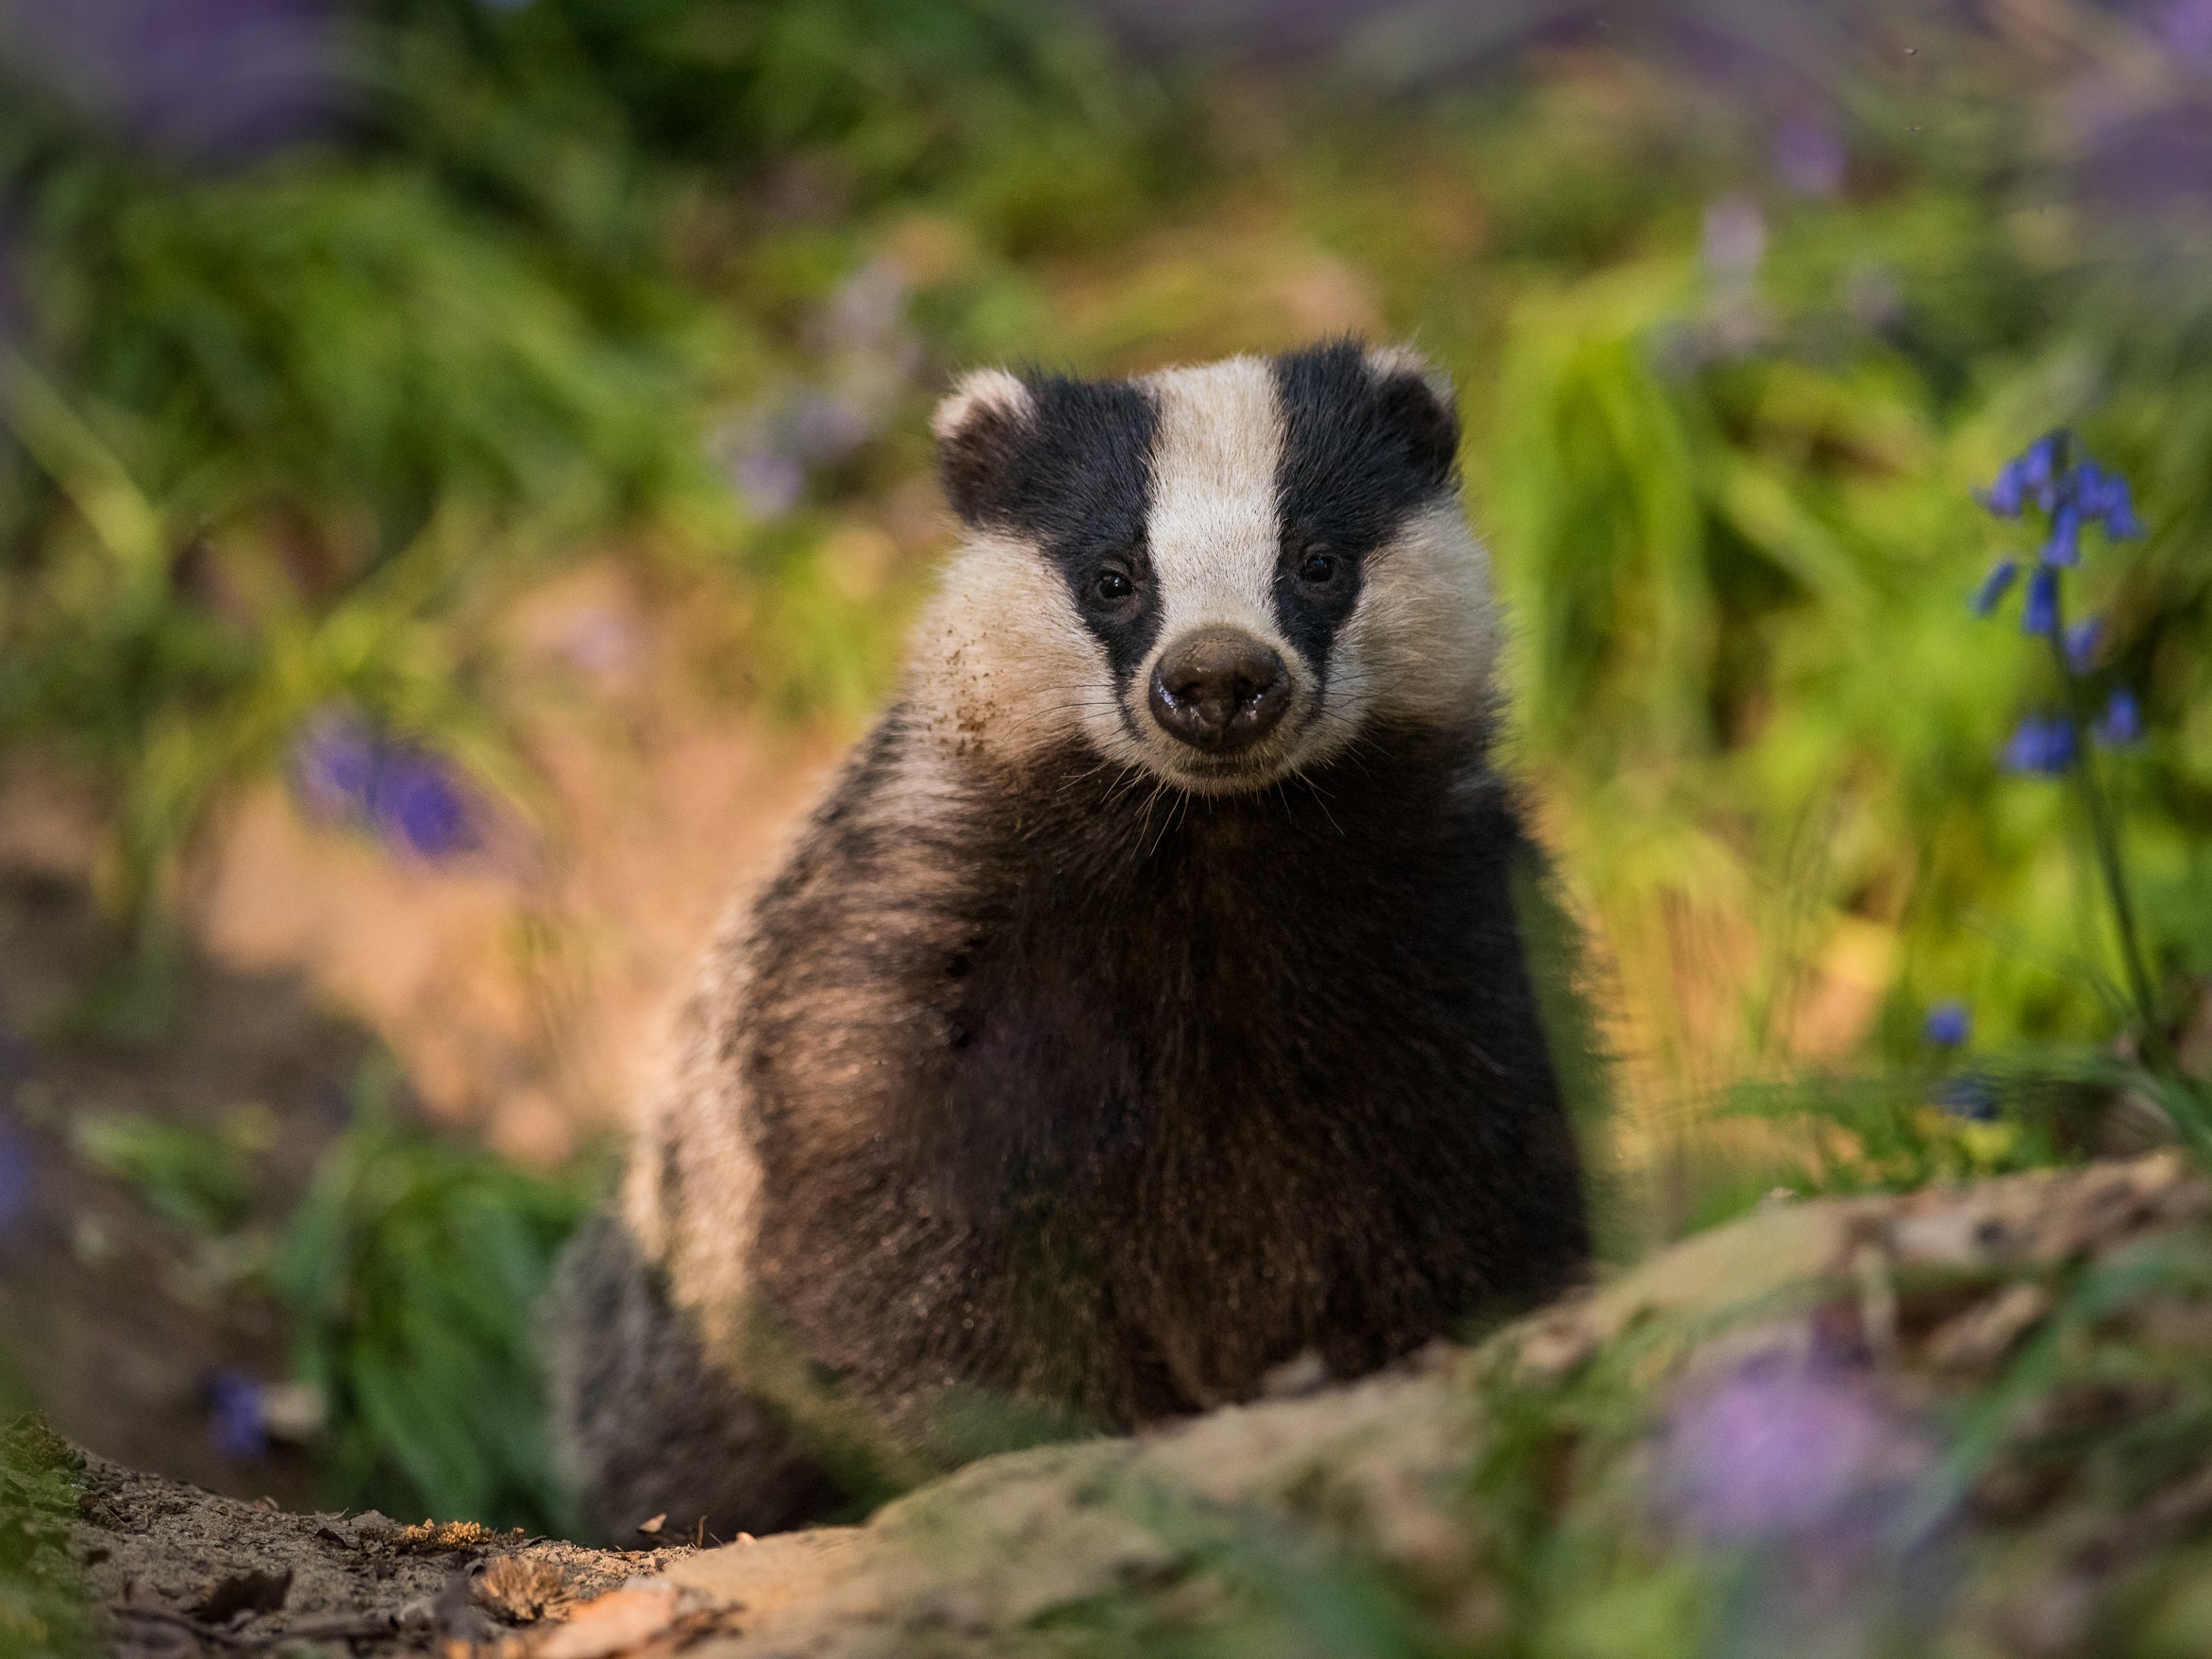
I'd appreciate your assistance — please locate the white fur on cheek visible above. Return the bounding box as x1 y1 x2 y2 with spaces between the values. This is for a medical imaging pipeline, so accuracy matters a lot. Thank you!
908 533 1144 772
1304 500 1498 763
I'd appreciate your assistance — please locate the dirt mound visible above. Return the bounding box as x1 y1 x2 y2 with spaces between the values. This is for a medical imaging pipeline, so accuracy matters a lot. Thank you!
43 1153 2212 1657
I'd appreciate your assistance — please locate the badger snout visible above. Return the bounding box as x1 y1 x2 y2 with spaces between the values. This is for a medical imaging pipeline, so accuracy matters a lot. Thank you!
1147 628 1291 753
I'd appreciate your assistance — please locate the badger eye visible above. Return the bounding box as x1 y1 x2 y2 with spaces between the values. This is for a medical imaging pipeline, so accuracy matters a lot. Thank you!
1298 549 1338 585
1092 568 1134 605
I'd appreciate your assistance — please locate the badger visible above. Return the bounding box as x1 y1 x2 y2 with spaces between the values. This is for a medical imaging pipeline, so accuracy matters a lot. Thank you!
546 340 1596 1542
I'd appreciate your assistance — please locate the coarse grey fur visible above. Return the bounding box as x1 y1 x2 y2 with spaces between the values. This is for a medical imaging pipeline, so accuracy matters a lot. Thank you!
546 342 1596 1543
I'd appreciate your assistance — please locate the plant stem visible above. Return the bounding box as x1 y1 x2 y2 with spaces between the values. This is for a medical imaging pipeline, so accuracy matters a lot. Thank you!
2045 607 2169 1072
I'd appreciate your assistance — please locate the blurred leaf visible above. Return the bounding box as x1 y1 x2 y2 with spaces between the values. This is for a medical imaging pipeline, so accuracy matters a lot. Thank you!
272 1055 594 1530
72 1109 261 1234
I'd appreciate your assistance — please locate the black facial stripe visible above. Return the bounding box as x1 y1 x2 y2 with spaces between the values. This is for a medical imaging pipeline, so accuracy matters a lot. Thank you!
1270 340 1460 673
942 372 1163 689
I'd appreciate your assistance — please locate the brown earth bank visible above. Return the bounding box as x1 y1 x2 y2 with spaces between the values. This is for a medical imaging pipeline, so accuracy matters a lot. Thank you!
41 1152 2212 1658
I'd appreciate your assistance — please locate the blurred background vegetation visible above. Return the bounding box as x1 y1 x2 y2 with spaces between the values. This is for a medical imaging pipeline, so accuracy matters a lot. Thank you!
3 0 2212 1544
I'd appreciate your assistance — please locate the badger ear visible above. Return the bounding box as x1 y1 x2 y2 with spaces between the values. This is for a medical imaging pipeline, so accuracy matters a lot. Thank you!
1366 345 1459 490
933 368 1035 528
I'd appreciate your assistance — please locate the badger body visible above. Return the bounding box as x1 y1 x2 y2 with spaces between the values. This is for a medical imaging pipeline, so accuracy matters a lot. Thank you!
548 343 1592 1541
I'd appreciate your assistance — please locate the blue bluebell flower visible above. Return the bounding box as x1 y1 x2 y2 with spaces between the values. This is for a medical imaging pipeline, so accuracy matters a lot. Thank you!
2074 461 2143 539
373 755 478 860
2022 566 2060 637
2063 615 2103 672
1982 433 2062 518
1978 432 2144 589
1923 1002 1970 1047
1935 1071 2001 1122
205 1371 270 1462
1771 118 1847 197
290 709 480 861
2096 686 2143 746
2040 502 2082 568
2003 714 2077 775
1971 560 2019 616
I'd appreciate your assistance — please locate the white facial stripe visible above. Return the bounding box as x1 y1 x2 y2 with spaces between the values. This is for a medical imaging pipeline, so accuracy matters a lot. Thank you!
1141 358 1287 648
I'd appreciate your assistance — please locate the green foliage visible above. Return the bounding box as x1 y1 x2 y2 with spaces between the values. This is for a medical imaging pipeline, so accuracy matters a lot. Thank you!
0 1418 92 1659
70 1102 274 1235
273 1056 595 1531
0 0 1171 926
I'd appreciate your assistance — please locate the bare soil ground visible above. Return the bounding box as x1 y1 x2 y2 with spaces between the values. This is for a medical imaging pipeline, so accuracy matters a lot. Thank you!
0 872 372 1508
75 1450 681 1657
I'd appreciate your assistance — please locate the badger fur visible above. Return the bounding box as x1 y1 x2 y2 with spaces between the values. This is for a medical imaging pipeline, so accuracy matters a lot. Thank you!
546 340 1593 1542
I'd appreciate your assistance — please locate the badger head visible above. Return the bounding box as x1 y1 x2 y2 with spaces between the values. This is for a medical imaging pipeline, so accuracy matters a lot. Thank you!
914 341 1497 795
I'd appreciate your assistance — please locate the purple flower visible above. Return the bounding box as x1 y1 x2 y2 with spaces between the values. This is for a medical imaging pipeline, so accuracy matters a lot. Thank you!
1981 472 2024 519
2 0 342 161
1982 434 2062 518
372 753 478 860
2022 566 2060 636
2041 502 2082 568
2096 686 2143 746
292 711 380 823
723 445 805 519
205 1371 270 1462
1924 1002 1970 1047
1664 1363 1930 1539
1980 434 2144 550
2003 713 2078 775
0 1114 36 1240
2163 0 2212 62
1971 559 2019 616
2063 615 2103 672
289 710 480 861
1772 118 1847 197
2078 463 2143 539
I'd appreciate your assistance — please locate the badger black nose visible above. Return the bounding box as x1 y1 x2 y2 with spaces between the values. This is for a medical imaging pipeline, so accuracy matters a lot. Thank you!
1148 628 1291 753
